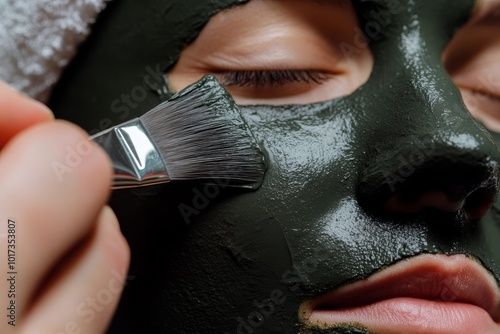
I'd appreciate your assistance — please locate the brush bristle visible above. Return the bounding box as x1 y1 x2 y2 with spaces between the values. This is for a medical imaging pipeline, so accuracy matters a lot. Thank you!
139 75 266 188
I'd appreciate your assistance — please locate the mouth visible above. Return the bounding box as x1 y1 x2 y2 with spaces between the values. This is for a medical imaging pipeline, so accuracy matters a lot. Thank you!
299 254 500 334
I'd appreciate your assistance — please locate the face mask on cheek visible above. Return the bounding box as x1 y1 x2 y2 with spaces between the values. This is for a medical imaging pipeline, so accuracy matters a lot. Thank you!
49 0 500 333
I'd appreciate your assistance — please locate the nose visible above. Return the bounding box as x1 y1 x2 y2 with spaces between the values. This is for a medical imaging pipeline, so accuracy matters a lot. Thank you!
357 138 499 221
355 67 500 220
356 70 500 222
352 0 500 224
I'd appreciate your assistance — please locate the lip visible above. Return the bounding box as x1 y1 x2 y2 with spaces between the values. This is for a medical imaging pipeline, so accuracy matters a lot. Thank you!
299 254 500 334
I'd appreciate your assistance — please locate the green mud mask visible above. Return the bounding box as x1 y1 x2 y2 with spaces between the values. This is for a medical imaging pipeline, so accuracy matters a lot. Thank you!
49 0 500 333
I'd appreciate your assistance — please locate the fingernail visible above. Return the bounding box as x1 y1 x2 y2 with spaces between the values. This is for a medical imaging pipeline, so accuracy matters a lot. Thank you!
31 100 54 118
100 207 127 253
103 206 123 233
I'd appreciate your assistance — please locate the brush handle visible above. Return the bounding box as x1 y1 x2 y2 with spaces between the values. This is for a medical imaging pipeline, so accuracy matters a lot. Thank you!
90 118 170 189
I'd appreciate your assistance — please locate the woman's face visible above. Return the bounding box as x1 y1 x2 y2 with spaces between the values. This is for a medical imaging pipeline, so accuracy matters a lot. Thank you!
49 0 500 333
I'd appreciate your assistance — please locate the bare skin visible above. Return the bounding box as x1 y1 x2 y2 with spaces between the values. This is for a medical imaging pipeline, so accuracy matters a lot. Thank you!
169 0 500 124
443 0 500 131
168 0 374 105
0 0 498 333
0 81 130 334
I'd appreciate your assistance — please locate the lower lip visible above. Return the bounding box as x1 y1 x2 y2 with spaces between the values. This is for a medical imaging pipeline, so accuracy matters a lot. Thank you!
309 298 500 334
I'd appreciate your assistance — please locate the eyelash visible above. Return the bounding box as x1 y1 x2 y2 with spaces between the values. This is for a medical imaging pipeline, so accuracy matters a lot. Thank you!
217 70 331 88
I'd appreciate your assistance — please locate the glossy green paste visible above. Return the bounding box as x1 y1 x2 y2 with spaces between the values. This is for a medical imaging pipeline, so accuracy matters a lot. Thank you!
49 1 500 333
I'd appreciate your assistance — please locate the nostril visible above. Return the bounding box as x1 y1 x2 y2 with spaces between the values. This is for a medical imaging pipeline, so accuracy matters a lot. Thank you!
356 136 500 224
357 143 500 223
463 187 497 221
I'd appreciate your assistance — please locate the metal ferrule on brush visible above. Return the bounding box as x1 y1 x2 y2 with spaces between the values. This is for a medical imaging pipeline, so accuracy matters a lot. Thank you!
90 118 170 189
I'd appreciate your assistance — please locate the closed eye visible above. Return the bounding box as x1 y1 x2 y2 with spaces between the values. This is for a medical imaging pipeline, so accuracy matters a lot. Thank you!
216 70 332 88
166 0 373 105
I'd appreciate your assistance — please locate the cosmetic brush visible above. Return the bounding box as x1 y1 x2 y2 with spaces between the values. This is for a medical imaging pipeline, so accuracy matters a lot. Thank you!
90 75 266 189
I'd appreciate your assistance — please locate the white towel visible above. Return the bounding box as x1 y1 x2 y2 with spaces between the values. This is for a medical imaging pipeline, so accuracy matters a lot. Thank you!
0 0 110 102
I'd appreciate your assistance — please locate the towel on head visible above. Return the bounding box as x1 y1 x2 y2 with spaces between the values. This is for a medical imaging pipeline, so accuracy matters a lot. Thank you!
0 0 110 102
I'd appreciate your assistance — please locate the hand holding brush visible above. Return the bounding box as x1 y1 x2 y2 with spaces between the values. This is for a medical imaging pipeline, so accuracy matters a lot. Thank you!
0 80 130 334
0 76 265 334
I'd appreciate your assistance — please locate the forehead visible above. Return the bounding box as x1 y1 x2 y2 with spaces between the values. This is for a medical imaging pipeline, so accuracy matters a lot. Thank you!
205 0 480 28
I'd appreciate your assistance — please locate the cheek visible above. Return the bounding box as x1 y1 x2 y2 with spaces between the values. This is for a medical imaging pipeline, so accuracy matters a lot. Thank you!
204 103 432 295
216 105 365 275
240 105 356 211
188 105 361 284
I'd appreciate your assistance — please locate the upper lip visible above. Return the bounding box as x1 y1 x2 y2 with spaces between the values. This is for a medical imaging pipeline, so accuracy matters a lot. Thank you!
301 254 500 322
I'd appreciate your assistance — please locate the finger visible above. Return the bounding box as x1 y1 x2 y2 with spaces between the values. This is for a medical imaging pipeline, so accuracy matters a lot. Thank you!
0 81 53 148
20 207 130 334
0 121 112 317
